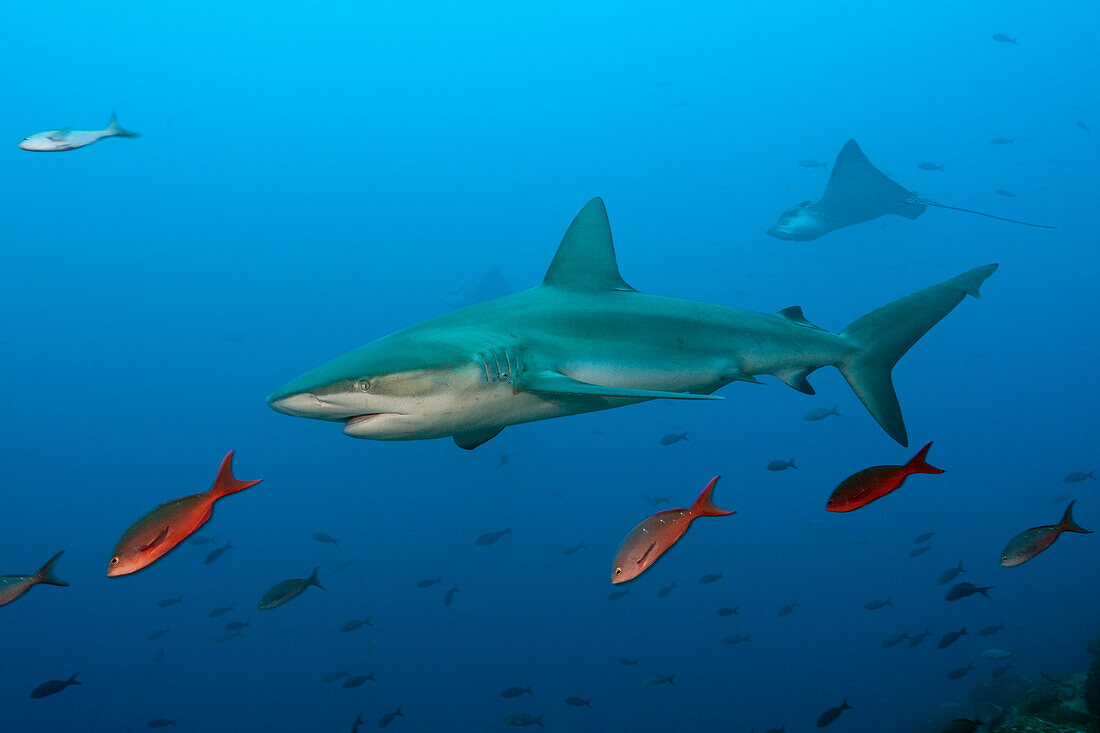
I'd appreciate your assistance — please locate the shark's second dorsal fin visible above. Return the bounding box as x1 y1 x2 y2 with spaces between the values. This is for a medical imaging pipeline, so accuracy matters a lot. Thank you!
542 198 635 292
777 306 825 331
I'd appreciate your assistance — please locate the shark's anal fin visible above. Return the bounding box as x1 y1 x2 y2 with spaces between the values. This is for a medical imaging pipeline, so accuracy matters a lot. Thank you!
777 306 825 331
453 427 504 450
775 368 816 394
518 371 722 401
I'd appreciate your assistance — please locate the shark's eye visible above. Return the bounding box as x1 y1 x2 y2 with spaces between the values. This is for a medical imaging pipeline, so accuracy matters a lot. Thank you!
356 378 372 393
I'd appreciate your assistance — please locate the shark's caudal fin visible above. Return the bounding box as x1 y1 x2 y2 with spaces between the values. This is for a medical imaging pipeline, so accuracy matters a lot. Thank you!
542 198 635 292
106 111 139 138
836 264 998 446
820 140 926 220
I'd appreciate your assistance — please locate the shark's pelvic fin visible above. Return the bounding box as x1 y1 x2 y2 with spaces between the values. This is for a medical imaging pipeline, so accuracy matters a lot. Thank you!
837 263 999 446
519 371 722 401
541 198 636 292
453 427 504 450
777 306 825 331
775 367 817 394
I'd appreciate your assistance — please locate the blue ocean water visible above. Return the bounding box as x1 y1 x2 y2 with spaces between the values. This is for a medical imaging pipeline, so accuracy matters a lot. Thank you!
1 1 1097 730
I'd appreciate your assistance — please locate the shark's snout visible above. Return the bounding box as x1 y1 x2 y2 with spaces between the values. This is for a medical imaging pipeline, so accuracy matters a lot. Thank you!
266 389 329 417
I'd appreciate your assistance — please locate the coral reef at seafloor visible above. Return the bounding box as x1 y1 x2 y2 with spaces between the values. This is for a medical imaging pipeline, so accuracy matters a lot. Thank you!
990 657 1100 732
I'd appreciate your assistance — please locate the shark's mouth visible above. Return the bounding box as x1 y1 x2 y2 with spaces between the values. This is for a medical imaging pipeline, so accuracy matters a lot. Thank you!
342 413 404 435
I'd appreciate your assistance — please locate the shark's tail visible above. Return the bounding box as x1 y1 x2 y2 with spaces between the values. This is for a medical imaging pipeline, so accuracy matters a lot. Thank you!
836 264 998 446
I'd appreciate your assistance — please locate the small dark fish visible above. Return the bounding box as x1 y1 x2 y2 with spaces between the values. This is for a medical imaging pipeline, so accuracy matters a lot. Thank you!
947 662 974 679
816 699 851 727
562 543 586 555
1064 470 1095 482
501 685 533 698
30 672 80 699
342 673 376 688
995 189 1016 197
1001 501 1091 566
716 606 739 616
340 616 373 632
351 712 364 733
214 630 243 642
798 159 827 169
207 605 234 617
913 532 934 544
333 560 353 574
154 647 166 664
608 589 630 601
946 581 990 598
942 718 983 733
258 567 324 610
699 572 723 584
804 406 840 421
147 720 176 728
992 663 1013 679
224 620 249 631
659 432 689 445
990 137 1014 144
475 529 511 546
497 454 509 468
778 601 799 617
917 162 945 171
864 598 892 610
908 629 931 647
937 561 967 585
416 577 442 588
721 634 751 645
642 495 671 507
378 707 404 728
617 657 639 665
827 443 942 512
565 697 591 707
322 670 349 683
444 585 459 608
312 532 340 546
979 622 1006 636
503 713 544 727
157 596 183 608
189 536 218 545
656 582 677 598
0 551 68 607
909 546 932 557
146 627 170 641
767 458 796 472
1076 120 1091 132
882 631 909 648
203 541 233 566
991 34 1018 44
938 627 968 649
642 674 675 686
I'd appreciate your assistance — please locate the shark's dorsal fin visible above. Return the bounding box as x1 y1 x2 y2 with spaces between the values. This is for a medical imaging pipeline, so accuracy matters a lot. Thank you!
542 198 635 292
777 306 825 331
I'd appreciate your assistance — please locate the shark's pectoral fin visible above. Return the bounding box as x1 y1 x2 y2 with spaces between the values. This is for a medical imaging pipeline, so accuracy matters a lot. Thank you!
775 368 816 395
777 306 825 331
518 371 722 401
453 427 504 450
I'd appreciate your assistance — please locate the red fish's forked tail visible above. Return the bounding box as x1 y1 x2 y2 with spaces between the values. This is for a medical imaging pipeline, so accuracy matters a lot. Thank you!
1059 500 1092 534
905 442 945 475
209 450 263 500
691 476 736 517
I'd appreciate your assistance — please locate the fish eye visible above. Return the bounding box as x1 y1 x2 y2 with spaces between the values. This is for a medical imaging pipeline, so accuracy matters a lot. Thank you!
110 557 119 565
614 567 622 575
356 378 371 392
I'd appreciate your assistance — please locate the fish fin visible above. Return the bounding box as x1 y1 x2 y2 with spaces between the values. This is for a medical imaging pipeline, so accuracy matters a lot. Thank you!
309 567 325 590
68 672 81 685
209 450 262 499
47 127 72 141
520 370 723 400
774 367 816 394
905 442 945 474
820 140 926 220
541 198 635 292
837 264 998 446
690 476 735 517
453 426 504 450
34 551 68 587
140 526 171 553
1059 500 1092 534
721 371 762 385
106 111 139 137
777 306 825 330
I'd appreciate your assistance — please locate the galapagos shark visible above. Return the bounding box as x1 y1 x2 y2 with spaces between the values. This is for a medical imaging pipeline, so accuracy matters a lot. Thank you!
767 139 1054 241
268 198 997 449
19 111 139 152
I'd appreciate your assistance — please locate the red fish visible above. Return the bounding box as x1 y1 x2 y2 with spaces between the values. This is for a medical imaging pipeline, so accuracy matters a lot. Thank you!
108 451 261 576
826 442 943 512
612 476 734 583
1000 500 1092 566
